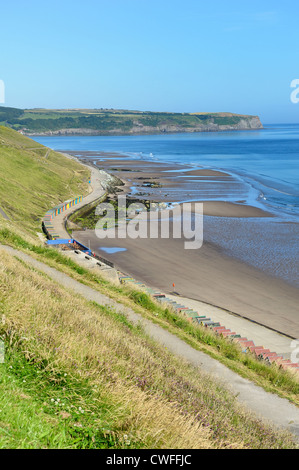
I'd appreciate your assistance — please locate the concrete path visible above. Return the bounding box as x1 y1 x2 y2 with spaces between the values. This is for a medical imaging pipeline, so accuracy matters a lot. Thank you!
0 207 10 220
59 161 297 365
1 243 299 441
50 165 107 239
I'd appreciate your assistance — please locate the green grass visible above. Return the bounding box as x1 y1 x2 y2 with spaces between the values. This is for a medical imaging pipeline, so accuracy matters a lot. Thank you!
0 251 296 449
0 106 261 134
1 226 298 406
0 228 90 275
0 126 90 232
0 346 130 449
125 290 299 401
0 353 77 449
0 127 296 449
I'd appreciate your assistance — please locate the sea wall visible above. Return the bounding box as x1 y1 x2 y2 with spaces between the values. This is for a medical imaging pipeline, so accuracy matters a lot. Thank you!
42 196 83 240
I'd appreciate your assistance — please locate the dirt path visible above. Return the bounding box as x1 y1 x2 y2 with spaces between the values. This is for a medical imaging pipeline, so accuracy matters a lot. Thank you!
1 243 299 440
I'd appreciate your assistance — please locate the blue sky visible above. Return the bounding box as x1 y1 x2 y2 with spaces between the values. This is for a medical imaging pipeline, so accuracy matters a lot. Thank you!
1 0 299 123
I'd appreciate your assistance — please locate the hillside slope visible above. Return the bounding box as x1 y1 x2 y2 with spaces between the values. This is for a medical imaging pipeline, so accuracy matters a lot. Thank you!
0 128 297 450
0 106 263 135
0 126 90 232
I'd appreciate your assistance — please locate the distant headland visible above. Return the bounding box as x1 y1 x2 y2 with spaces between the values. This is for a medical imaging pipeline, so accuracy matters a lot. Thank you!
0 106 263 136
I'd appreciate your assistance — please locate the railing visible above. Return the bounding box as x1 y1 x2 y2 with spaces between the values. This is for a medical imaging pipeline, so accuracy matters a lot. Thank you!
41 195 114 268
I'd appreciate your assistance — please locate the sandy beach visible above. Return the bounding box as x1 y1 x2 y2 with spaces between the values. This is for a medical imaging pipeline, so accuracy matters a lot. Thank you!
66 150 299 338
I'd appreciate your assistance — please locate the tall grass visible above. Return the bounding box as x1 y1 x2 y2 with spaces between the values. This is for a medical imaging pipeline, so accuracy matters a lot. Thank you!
0 250 296 448
0 126 90 231
1 226 298 404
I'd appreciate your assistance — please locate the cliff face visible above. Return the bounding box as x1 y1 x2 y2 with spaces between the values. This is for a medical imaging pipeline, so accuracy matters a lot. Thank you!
24 115 263 136
131 115 263 134
0 106 263 136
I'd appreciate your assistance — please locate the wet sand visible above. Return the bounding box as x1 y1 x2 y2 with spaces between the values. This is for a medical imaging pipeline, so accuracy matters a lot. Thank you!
68 151 273 215
66 150 299 338
196 201 273 217
75 228 299 338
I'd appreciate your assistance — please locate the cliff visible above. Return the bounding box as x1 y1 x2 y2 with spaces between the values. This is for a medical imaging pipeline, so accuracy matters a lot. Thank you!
0 107 263 135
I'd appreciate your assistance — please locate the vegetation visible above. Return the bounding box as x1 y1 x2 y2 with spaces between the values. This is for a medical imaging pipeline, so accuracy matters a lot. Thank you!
69 194 155 230
0 127 297 449
0 106 262 134
0 126 90 232
1 226 298 407
0 250 296 448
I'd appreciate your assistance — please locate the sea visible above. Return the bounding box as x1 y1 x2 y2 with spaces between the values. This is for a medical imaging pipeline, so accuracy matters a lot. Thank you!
34 124 299 220
33 124 299 286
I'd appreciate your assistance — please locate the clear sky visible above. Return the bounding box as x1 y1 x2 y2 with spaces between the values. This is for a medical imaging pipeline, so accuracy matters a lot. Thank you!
1 0 299 123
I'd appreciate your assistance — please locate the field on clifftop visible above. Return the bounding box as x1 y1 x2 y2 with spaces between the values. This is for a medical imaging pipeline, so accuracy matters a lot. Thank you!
0 106 263 135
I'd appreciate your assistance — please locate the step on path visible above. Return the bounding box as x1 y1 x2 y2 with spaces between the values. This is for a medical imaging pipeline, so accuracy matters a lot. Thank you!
118 272 299 375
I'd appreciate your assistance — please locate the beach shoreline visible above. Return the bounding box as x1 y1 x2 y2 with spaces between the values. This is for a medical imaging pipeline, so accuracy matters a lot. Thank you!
64 150 299 338
70 151 275 215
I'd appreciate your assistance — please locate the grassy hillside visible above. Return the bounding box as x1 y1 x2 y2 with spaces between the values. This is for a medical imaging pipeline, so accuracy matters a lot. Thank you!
0 126 90 232
0 249 296 449
0 106 263 135
0 128 297 449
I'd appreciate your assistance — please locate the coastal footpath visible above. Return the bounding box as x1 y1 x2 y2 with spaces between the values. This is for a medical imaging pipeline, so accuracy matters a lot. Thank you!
2 157 299 437
44 159 299 373
2 242 299 439
37 158 299 435
0 126 298 449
